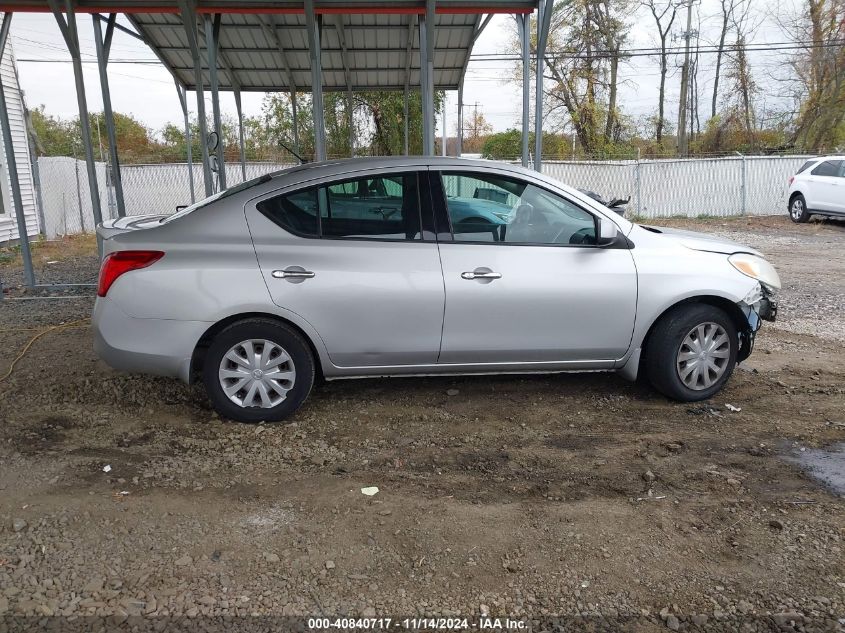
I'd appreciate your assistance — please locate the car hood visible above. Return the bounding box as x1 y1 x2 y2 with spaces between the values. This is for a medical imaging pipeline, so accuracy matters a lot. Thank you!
638 225 762 256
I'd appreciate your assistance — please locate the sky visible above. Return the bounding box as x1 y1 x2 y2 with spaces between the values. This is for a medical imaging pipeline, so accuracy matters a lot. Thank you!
9 0 800 141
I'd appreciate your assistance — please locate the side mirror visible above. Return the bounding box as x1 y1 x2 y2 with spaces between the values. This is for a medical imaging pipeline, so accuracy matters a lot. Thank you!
597 217 625 247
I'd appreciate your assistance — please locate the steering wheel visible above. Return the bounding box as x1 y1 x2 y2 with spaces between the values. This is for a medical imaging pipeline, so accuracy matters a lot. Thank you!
568 227 595 245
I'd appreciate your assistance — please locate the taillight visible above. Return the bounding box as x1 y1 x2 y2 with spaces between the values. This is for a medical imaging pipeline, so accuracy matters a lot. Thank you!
97 250 164 297
788 176 795 186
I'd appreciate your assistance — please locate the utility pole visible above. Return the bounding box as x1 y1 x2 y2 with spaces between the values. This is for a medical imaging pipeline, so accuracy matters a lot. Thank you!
677 0 695 157
459 102 481 149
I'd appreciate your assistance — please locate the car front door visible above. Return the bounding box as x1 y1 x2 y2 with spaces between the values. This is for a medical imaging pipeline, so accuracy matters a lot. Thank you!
808 160 844 212
432 170 638 365
245 170 445 368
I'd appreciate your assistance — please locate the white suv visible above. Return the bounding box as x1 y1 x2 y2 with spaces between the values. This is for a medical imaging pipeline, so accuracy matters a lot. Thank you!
787 155 845 222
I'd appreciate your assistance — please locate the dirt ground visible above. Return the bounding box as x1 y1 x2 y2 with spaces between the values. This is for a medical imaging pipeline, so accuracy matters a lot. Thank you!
0 215 844 631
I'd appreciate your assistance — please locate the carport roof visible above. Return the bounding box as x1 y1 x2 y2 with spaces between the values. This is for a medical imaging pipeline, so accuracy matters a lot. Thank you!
3 1 537 92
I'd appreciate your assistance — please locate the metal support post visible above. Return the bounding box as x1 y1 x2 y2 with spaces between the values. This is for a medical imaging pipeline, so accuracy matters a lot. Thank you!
0 13 34 287
635 148 642 217
92 13 125 218
740 153 747 215
441 92 447 156
455 14 491 159
177 0 212 196
402 15 415 156
420 0 435 156
291 93 299 154
204 13 226 190
304 0 326 161
456 81 463 157
48 0 104 232
175 81 196 204
534 0 553 172
234 89 246 181
403 87 410 155
518 14 529 167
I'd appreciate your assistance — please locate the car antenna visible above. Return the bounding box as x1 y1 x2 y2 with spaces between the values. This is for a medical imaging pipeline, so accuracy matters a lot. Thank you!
278 140 306 164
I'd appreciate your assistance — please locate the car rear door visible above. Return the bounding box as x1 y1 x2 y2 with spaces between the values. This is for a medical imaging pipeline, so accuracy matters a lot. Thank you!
431 169 638 365
807 160 844 212
245 169 445 368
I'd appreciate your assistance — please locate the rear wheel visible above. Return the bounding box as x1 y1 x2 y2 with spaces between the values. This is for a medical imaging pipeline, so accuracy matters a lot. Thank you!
645 304 738 402
789 194 809 223
203 318 315 423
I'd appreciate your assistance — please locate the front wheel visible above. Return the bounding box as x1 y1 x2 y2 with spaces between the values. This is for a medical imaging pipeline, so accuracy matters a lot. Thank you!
789 194 809 223
202 318 315 423
645 304 738 402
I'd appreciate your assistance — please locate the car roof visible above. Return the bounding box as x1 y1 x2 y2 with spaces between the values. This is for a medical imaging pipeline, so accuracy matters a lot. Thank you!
265 155 519 181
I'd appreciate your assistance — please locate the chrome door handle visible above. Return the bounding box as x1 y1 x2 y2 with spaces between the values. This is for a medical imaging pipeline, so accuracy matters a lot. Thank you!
461 271 502 280
272 268 315 279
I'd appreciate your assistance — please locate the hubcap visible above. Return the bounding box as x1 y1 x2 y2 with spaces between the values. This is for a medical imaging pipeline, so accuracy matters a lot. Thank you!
791 200 803 219
676 322 731 391
218 339 296 408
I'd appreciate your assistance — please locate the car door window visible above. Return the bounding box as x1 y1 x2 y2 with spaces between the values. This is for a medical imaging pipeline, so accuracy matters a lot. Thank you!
811 160 841 177
256 172 422 241
440 172 597 246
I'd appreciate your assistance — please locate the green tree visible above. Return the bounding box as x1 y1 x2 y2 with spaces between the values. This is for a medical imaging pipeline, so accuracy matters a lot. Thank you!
259 89 442 159
510 0 633 155
29 105 75 157
86 112 156 162
788 0 845 150
481 129 573 160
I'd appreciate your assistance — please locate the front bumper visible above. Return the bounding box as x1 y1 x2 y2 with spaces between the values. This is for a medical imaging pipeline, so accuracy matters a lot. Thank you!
737 286 777 362
92 297 211 383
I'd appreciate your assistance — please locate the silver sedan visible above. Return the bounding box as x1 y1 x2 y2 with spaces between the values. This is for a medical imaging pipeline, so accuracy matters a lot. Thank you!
93 157 780 422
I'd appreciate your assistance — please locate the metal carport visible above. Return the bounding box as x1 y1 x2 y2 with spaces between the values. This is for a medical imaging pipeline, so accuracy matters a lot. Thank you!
0 0 553 290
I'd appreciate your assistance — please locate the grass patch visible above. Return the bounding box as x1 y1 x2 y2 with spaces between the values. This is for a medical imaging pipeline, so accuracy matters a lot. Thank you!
0 233 98 269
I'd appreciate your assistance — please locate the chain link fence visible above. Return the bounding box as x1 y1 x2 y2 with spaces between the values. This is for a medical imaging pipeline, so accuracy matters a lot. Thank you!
537 155 810 218
34 154 808 237
36 158 294 238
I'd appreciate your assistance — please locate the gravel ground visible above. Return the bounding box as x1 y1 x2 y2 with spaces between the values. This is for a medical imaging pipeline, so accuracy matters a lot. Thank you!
0 216 844 631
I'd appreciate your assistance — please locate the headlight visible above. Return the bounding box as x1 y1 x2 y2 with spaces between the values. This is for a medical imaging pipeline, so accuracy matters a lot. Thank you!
728 253 781 290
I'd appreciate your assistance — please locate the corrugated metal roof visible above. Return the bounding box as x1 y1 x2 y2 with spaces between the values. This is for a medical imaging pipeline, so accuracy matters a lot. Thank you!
110 3 534 92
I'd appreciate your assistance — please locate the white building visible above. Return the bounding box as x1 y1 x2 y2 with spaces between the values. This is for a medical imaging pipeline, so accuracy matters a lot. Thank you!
0 19 39 245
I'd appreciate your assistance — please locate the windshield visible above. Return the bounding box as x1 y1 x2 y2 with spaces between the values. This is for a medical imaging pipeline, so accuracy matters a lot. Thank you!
160 172 276 224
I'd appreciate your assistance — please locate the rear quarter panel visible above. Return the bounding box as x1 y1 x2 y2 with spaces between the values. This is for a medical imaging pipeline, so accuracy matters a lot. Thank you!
101 196 333 367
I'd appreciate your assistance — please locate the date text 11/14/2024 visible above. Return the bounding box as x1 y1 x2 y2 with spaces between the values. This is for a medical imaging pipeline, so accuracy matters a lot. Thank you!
307 617 527 630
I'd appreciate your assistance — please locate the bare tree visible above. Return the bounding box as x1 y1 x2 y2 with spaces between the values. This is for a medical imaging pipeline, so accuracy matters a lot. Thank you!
724 0 760 145
641 0 677 142
712 0 741 120
532 0 633 153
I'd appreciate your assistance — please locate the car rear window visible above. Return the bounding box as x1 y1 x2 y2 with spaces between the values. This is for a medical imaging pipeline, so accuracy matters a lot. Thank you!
257 189 320 237
796 160 815 174
256 172 422 241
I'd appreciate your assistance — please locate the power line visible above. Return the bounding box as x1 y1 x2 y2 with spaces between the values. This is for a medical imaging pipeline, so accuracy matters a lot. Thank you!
470 39 845 61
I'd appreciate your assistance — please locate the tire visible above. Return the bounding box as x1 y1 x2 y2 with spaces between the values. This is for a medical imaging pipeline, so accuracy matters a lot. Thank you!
789 193 809 223
645 304 738 402
202 318 315 423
